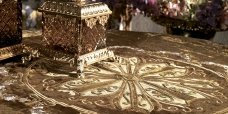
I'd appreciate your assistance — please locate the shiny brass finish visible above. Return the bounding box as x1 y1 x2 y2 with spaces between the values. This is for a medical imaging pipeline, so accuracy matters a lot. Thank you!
0 0 22 60
0 44 24 61
38 0 112 56
2 31 228 114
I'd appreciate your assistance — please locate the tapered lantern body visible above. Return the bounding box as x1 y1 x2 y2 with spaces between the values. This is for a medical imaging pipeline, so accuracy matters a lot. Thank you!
0 0 23 60
38 0 112 56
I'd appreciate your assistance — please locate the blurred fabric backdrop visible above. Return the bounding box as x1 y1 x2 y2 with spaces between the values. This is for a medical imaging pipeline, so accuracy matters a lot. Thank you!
21 0 228 45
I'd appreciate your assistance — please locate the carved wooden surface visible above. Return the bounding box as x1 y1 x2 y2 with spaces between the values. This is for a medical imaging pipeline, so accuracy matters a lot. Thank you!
1 31 228 114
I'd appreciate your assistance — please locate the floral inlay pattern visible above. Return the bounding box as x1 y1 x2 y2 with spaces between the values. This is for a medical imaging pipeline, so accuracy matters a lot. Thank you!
32 55 227 114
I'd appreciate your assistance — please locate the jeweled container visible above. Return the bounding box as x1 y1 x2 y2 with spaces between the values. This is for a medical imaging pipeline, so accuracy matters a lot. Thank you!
38 0 112 56
0 0 23 60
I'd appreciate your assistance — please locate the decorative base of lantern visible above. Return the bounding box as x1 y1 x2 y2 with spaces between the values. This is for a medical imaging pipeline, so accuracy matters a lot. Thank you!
23 38 115 79
0 44 24 61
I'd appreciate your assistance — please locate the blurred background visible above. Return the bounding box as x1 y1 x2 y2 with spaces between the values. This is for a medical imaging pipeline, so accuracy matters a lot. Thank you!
22 0 228 44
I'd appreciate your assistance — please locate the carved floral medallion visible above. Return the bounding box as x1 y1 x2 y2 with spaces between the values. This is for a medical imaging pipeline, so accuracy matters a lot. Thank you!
20 46 228 114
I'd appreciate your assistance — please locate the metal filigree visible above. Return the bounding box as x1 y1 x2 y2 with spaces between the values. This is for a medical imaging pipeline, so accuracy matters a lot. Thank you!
85 17 98 29
0 0 22 60
98 15 109 26
0 0 22 48
84 15 110 28
39 0 111 56
0 44 24 60
42 13 78 53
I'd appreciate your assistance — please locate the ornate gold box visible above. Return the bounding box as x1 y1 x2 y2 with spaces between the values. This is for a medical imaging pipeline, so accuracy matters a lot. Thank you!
0 0 22 60
38 0 112 55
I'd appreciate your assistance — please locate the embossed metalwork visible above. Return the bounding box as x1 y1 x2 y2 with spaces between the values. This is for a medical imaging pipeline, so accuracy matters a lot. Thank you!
38 0 112 56
0 0 22 48
0 0 22 60
18 46 228 114
0 44 24 60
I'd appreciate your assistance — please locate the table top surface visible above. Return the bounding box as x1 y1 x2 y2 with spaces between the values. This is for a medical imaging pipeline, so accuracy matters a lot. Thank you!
1 30 228 114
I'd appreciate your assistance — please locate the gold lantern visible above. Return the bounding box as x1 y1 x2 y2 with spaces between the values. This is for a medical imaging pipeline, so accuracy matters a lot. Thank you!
0 0 23 60
38 0 112 55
